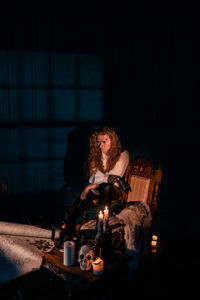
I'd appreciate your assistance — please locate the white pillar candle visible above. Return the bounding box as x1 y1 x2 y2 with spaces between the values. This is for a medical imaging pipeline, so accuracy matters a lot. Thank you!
63 241 75 266
92 257 104 276
98 210 104 221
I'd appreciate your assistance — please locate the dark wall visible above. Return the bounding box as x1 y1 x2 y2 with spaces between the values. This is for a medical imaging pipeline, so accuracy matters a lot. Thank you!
0 2 199 239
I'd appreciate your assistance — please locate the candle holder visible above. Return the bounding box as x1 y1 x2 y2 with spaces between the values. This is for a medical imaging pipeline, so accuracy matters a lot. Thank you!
95 207 112 259
97 218 103 236
95 210 103 258
103 219 109 234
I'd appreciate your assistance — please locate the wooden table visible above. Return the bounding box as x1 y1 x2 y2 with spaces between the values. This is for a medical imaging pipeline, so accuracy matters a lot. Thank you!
42 247 130 299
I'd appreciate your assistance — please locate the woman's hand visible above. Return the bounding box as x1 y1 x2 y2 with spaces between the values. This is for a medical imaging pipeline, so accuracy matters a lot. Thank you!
80 184 98 201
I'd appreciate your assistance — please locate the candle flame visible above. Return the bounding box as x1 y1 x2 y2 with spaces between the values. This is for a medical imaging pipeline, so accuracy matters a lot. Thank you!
152 235 158 241
93 257 103 265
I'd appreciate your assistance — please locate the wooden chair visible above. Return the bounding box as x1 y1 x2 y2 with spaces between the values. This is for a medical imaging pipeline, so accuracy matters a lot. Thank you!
122 156 162 216
118 156 162 278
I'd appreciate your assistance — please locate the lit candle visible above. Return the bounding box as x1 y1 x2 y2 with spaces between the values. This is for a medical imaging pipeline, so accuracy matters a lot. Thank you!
92 257 104 276
103 206 109 233
104 206 109 220
151 240 157 248
98 210 103 222
152 235 158 241
97 210 103 235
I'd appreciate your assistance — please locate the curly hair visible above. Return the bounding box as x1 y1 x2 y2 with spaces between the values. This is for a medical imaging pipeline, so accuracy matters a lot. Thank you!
86 126 122 177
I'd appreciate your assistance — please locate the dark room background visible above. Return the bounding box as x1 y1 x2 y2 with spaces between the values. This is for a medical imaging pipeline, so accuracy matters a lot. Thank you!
0 1 199 241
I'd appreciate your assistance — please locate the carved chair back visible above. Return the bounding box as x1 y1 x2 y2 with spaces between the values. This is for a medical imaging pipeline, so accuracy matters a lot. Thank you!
122 156 162 215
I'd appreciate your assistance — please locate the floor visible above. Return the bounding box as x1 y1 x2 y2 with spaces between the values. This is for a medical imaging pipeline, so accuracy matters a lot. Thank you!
0 237 199 300
132 238 200 300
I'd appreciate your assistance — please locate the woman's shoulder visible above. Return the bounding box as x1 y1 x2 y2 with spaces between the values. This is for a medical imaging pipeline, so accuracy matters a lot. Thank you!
120 150 130 160
121 150 129 157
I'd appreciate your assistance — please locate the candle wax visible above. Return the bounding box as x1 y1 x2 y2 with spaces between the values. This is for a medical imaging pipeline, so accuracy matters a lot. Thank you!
104 206 109 218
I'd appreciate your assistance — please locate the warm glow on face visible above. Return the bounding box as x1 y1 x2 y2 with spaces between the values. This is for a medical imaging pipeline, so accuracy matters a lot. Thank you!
97 134 111 154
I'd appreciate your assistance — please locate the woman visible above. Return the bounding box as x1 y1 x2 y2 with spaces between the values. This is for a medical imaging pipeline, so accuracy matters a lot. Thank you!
64 126 130 231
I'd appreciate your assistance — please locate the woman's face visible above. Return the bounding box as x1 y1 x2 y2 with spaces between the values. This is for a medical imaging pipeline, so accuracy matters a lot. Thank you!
97 134 111 154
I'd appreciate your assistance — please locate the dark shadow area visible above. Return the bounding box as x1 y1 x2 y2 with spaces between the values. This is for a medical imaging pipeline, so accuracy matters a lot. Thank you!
0 187 85 229
63 125 95 186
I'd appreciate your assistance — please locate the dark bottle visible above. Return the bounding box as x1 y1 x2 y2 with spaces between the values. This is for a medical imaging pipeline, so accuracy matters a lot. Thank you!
95 218 112 260
102 223 112 259
95 217 103 258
